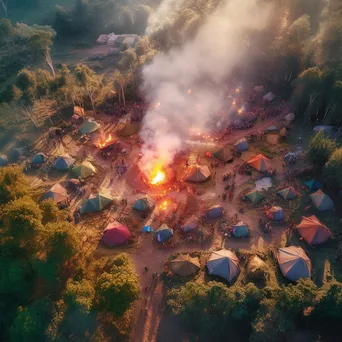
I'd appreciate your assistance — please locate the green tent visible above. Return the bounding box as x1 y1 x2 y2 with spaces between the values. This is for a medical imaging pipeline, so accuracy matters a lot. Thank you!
72 161 97 178
133 197 155 212
213 146 233 162
80 192 113 214
79 120 101 134
309 189 334 211
277 187 299 200
32 152 48 165
231 221 249 238
245 190 264 204
304 179 321 192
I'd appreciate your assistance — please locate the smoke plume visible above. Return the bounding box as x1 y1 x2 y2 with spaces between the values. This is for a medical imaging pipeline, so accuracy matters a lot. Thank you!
140 0 272 174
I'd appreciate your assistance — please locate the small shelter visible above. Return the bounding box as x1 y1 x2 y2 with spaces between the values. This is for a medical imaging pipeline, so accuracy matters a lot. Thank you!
32 152 48 165
263 92 276 102
185 165 211 183
0 154 8 167
80 192 113 214
213 146 233 162
101 221 130 246
72 161 97 178
53 155 75 171
170 254 200 277
304 179 322 192
245 190 264 204
231 221 249 238
68 178 80 191
182 215 199 233
142 225 153 233
79 120 101 134
235 139 248 152
266 206 284 221
309 189 334 211
205 206 223 219
133 196 155 212
284 152 297 164
277 246 311 282
284 113 295 122
207 249 240 283
247 154 270 172
266 125 278 132
8 147 28 161
41 184 69 205
96 34 109 44
277 187 299 200
155 224 173 243
296 215 332 245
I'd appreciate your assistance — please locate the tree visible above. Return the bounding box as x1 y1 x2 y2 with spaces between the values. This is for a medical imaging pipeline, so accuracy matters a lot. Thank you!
0 0 9 17
307 130 336 168
40 198 59 224
134 5 151 34
324 147 342 187
287 14 311 57
316 281 342 320
0 18 13 40
113 69 127 107
95 253 139 316
119 48 138 70
16 68 37 103
0 166 29 205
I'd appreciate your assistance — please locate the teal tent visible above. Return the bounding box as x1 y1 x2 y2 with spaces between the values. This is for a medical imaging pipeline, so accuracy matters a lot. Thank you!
155 224 173 242
277 187 299 200
245 190 264 204
8 147 28 161
72 161 96 178
207 250 240 283
213 146 233 162
80 192 113 214
53 155 75 171
79 120 101 134
304 179 321 192
32 152 48 165
309 189 334 211
0 154 8 167
133 197 155 212
231 221 249 238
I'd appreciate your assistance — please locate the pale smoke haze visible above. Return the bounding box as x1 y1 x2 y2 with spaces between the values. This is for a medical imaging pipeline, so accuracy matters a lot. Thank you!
140 0 272 174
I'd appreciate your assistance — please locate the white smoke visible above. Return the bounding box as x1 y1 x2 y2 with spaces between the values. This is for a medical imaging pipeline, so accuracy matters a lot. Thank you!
140 0 272 174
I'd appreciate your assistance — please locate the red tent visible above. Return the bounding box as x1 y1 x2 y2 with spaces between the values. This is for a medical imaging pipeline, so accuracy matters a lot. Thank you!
247 154 271 172
102 221 131 246
296 215 332 245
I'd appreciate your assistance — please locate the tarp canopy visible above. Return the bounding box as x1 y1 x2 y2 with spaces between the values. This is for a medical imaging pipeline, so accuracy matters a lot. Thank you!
266 125 278 132
170 254 200 277
0 154 8 167
142 225 153 233
32 152 48 165
207 249 240 283
213 146 233 162
304 179 322 192
245 190 264 204
235 139 248 152
133 196 155 212
185 165 211 183
41 184 68 204
72 161 97 178
278 246 311 282
102 221 130 246
155 224 173 242
284 152 297 164
182 215 199 232
277 187 299 200
80 192 113 214
231 221 249 238
53 155 75 171
296 215 332 245
284 113 295 122
309 189 334 211
8 147 28 161
247 154 271 172
266 206 284 221
205 206 223 218
79 120 101 134
263 92 276 102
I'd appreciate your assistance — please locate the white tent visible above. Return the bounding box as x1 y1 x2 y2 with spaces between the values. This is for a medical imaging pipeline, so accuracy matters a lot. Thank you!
284 113 295 122
263 92 276 102
96 34 109 44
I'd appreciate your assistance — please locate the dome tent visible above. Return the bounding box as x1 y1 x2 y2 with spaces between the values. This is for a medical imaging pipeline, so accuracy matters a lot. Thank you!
266 206 284 221
205 206 223 219
182 215 199 232
207 249 240 283
231 221 249 238
72 161 97 178
79 120 101 134
247 154 270 172
32 152 48 165
277 246 311 282
185 165 211 183
53 155 75 171
277 187 299 200
41 183 69 204
263 92 276 102
213 146 233 162
235 139 248 152
155 224 173 242
80 192 113 214
309 189 334 211
296 215 332 245
245 190 264 204
0 154 8 167
304 179 322 192
8 147 28 161
284 152 297 164
170 254 200 277
102 221 130 246
133 196 155 212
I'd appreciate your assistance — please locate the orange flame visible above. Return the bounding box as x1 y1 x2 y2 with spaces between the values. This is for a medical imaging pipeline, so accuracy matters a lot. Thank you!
160 200 168 210
98 134 113 148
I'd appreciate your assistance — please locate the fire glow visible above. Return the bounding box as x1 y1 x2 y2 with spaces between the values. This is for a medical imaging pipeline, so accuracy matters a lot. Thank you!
159 200 168 210
150 168 166 185
98 134 113 149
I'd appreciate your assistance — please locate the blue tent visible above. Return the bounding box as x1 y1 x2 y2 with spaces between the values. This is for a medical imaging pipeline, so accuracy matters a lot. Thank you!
133 197 155 212
53 155 75 171
205 206 223 219
231 221 249 238
305 179 322 192
0 154 8 167
284 152 297 164
266 206 284 221
235 139 248 152
155 224 173 242
142 225 153 233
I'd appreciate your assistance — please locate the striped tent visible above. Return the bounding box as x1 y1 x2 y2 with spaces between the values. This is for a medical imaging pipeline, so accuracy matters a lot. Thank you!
245 190 264 204
185 165 211 183
247 154 270 172
277 187 299 200
170 254 200 276
309 189 334 211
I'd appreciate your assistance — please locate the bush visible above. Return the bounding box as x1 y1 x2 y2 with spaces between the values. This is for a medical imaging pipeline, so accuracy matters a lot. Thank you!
324 147 342 187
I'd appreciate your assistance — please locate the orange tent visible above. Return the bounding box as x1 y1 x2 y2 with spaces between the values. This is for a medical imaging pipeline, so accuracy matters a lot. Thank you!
296 215 332 245
247 154 271 172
